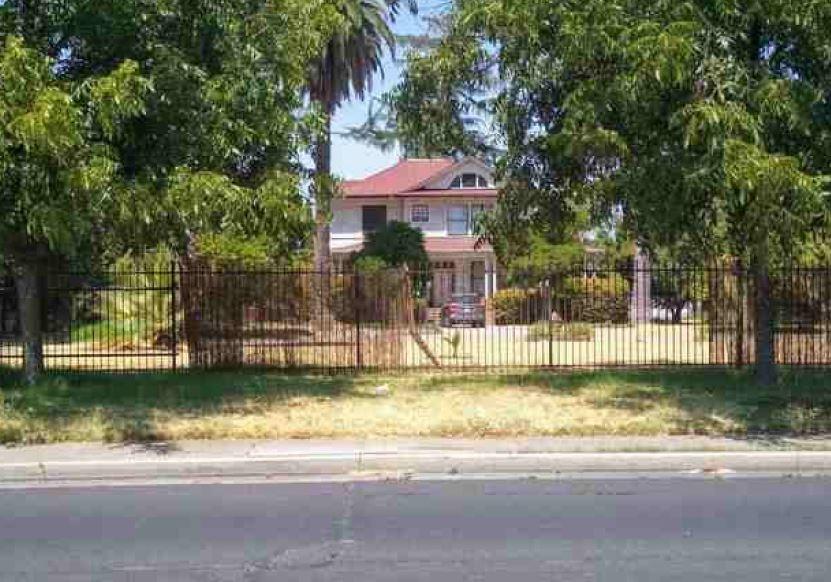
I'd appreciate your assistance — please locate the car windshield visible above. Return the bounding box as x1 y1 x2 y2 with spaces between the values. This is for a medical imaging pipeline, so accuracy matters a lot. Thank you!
452 294 480 305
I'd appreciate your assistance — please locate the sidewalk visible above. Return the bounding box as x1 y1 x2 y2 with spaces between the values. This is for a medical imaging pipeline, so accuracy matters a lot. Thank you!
2 436 831 485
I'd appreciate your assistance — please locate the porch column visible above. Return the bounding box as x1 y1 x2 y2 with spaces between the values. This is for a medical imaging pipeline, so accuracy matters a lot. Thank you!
490 259 498 296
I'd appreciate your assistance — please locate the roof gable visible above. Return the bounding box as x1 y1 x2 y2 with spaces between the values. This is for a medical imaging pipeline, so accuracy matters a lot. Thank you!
342 158 455 197
341 157 496 198
421 158 494 190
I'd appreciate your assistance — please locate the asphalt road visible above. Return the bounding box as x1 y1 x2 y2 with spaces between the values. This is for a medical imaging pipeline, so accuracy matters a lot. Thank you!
1 477 830 581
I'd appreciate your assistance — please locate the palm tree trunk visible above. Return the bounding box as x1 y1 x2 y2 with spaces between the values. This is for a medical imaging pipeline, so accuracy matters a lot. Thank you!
312 100 335 326
313 104 333 274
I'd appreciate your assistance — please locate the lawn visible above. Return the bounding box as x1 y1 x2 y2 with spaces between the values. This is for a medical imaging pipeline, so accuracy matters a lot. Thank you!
0 368 830 444
70 319 148 343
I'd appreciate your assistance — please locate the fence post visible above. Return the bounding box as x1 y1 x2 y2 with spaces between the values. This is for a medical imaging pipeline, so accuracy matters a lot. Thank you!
547 278 554 368
354 271 362 370
170 260 178 371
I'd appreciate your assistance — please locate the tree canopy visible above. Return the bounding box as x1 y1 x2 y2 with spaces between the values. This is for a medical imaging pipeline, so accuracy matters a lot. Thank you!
0 0 343 379
1 0 343 266
308 0 417 276
357 220 429 269
0 35 148 262
389 0 831 383
390 0 831 265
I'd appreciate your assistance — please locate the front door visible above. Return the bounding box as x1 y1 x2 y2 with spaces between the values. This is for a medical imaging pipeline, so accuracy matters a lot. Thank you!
471 261 486 297
431 262 456 306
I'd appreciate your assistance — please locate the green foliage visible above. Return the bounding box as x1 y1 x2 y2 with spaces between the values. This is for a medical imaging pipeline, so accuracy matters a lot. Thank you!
527 322 595 342
331 269 405 323
167 169 313 264
357 221 429 268
490 289 539 325
491 275 632 326
507 234 587 284
560 276 630 299
308 0 403 107
558 276 631 324
388 19 493 157
308 0 417 270
93 250 175 345
71 319 146 344
0 36 147 259
490 274 631 325
3 1 341 264
353 255 389 273
391 0 831 265
89 60 152 140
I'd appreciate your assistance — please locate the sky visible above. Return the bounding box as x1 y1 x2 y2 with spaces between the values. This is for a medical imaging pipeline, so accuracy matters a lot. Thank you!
330 2 442 180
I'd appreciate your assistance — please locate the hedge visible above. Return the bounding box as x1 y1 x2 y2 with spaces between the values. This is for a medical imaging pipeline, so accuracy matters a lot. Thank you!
491 275 632 325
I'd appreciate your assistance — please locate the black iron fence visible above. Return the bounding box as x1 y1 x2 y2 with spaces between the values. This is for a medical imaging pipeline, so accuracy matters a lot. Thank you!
1 262 830 372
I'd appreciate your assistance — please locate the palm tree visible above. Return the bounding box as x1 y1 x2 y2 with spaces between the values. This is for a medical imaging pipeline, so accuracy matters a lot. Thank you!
308 0 417 273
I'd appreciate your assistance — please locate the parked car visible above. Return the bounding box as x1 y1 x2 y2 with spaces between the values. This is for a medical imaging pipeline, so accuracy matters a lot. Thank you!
440 293 486 328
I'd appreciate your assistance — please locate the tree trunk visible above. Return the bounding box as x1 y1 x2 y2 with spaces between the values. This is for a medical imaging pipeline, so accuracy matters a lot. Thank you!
311 99 335 327
13 259 45 383
752 257 777 385
313 104 333 274
180 256 205 369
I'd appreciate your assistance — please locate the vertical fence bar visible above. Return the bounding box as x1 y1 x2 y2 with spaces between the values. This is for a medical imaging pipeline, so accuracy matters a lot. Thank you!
170 260 178 371
354 270 362 370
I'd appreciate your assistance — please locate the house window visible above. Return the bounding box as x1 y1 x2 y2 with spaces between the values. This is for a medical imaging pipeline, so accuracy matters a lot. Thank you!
450 173 489 189
448 205 469 235
411 204 429 223
362 205 387 232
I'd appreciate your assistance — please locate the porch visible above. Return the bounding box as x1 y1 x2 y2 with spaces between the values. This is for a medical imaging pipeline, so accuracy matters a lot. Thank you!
427 255 499 307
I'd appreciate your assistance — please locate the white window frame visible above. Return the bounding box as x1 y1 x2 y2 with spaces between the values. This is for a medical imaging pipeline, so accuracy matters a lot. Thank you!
447 204 470 235
446 202 491 236
450 173 490 189
411 204 430 223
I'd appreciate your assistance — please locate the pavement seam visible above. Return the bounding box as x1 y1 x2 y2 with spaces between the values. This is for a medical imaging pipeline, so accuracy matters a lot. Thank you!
3 450 831 469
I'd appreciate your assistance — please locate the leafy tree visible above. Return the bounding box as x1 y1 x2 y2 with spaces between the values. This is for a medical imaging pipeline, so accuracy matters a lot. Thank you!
0 1 343 378
308 0 416 274
0 0 341 262
357 220 429 268
390 0 831 384
0 36 149 382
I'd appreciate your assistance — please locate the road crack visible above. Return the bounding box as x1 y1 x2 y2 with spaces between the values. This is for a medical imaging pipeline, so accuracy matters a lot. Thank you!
242 482 357 579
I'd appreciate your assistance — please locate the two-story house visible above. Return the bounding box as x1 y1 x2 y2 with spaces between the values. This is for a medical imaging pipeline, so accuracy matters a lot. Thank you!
331 157 499 306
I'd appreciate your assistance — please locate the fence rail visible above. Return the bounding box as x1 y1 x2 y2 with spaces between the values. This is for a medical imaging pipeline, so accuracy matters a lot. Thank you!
1 262 830 373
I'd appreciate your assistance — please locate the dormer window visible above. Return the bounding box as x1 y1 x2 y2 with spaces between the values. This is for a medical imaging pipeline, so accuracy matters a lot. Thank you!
450 173 489 189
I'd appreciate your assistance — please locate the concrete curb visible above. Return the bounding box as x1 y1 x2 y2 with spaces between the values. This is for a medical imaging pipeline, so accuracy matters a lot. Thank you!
3 450 831 485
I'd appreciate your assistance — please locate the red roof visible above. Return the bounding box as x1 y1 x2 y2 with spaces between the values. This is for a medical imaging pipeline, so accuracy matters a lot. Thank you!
342 158 455 197
341 158 497 198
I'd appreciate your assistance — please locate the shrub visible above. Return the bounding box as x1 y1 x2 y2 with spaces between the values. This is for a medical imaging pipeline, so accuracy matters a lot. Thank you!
492 275 632 326
331 269 408 323
554 276 631 324
353 255 388 273
490 289 543 324
357 221 429 268
86 250 175 347
527 321 595 342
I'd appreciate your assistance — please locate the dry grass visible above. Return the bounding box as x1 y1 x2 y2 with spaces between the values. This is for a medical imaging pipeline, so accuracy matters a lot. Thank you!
1 368 830 444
